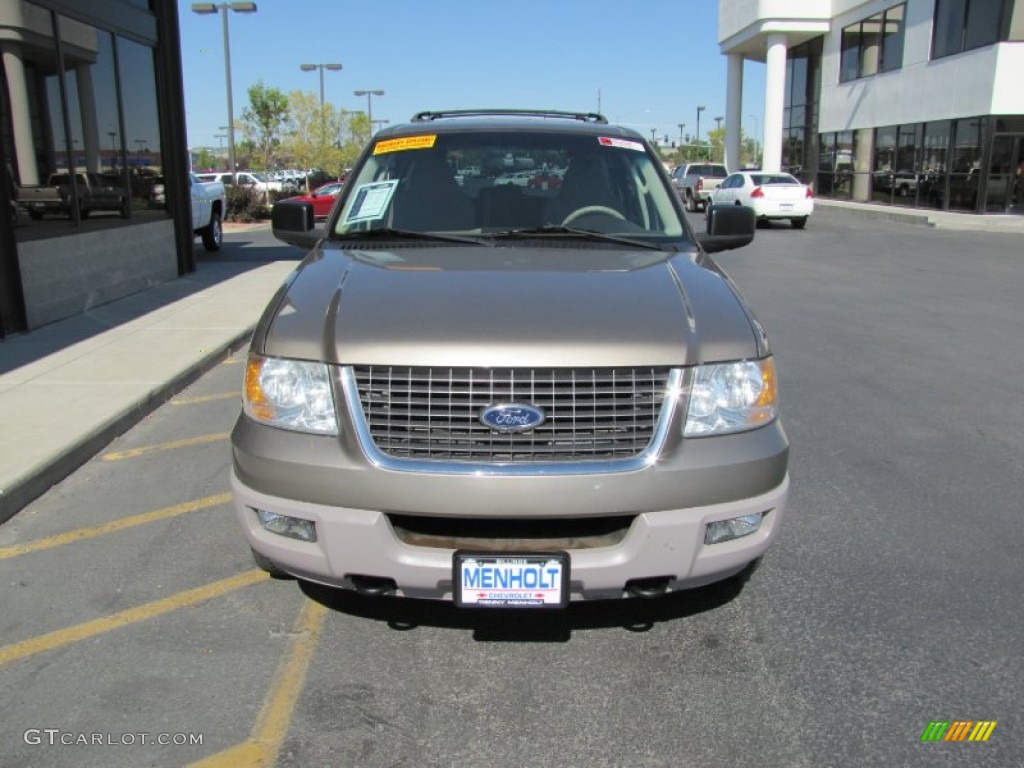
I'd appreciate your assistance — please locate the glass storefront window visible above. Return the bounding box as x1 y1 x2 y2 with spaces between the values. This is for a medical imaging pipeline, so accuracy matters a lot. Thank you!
920 120 951 208
116 37 163 213
947 117 984 211
790 57 808 108
817 133 836 196
836 131 855 199
872 126 898 202
894 123 921 206
7 6 166 238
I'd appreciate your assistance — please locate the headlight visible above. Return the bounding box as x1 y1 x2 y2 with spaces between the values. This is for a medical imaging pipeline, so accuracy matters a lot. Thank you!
244 354 338 435
684 358 777 437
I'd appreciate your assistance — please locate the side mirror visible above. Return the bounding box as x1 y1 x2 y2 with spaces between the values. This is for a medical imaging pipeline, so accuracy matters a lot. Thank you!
271 200 318 249
696 204 755 253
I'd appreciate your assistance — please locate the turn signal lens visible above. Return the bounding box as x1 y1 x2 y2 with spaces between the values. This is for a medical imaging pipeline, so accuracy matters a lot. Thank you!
243 354 338 435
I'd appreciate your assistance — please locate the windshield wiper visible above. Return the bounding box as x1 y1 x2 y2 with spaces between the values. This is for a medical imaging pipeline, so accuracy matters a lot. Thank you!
334 227 486 246
489 225 666 251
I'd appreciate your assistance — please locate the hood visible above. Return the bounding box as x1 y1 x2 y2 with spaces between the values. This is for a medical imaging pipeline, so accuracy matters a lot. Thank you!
261 244 759 368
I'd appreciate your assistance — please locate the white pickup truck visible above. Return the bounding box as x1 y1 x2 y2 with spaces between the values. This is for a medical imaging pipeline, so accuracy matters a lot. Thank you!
670 163 730 212
190 172 226 251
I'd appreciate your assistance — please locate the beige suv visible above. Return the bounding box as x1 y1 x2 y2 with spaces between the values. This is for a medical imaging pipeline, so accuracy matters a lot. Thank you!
232 109 787 609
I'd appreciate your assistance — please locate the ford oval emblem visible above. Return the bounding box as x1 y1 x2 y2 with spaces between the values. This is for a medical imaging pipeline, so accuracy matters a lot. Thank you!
479 403 546 434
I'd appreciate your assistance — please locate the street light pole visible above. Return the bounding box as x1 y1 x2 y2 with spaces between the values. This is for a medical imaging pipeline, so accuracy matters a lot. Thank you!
677 123 685 148
353 90 385 136
748 113 761 167
696 105 705 161
191 3 258 183
300 62 343 107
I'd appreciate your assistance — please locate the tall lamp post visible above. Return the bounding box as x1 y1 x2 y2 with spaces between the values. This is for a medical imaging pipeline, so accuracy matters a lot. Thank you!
677 123 685 149
696 105 706 161
354 89 385 135
191 2 258 182
372 119 390 132
300 62 342 107
748 113 761 167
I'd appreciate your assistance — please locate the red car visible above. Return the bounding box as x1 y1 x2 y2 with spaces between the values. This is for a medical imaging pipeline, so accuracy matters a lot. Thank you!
285 181 344 219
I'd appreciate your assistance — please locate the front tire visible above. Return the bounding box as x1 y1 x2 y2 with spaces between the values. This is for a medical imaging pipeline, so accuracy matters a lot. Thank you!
201 211 222 251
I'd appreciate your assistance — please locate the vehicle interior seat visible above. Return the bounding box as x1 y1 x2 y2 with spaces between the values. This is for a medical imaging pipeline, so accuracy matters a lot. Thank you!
543 154 622 224
390 154 476 231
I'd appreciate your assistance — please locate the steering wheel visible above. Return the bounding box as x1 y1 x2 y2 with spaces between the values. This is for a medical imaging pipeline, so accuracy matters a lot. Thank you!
561 205 626 226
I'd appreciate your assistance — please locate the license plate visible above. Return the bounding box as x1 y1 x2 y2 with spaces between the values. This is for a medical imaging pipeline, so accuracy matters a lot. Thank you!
779 203 794 210
453 551 569 608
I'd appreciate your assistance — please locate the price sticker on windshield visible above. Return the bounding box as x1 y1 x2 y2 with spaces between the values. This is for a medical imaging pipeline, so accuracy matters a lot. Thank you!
373 135 437 154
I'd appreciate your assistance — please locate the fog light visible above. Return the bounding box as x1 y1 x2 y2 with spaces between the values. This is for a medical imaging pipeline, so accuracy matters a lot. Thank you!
255 509 317 542
704 513 763 545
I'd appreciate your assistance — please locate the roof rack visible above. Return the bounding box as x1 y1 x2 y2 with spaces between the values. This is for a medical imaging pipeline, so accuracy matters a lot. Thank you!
411 109 608 124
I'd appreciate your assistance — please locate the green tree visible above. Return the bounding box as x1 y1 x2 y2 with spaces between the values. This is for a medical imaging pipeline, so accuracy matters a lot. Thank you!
193 148 217 172
240 81 289 170
281 91 364 185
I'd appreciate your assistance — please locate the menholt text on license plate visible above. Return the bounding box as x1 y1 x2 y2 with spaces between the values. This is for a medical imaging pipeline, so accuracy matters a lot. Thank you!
454 551 570 608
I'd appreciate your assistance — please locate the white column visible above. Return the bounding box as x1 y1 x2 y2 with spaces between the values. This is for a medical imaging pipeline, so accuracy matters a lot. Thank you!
1 42 40 185
762 34 788 173
725 54 743 172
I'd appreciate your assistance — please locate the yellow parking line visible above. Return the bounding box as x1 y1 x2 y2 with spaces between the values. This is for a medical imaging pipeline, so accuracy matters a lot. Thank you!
101 432 230 461
188 599 328 767
0 570 269 667
170 392 239 406
0 493 231 560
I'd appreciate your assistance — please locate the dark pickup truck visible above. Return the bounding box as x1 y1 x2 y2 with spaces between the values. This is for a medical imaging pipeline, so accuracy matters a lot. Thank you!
19 172 130 220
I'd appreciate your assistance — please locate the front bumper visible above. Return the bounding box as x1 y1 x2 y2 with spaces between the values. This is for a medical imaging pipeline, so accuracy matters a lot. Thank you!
231 466 789 601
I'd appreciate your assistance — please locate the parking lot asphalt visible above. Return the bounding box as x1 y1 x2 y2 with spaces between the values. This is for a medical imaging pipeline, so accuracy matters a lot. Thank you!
1 206 1022 523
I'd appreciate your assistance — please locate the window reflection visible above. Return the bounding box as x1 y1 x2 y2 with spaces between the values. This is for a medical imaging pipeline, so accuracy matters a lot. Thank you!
4 3 166 240
117 37 162 213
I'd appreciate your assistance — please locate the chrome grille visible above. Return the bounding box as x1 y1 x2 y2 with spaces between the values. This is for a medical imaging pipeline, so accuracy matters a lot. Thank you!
351 366 672 463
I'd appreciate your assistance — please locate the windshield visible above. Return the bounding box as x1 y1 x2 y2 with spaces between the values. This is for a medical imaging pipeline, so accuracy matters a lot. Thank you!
333 130 687 242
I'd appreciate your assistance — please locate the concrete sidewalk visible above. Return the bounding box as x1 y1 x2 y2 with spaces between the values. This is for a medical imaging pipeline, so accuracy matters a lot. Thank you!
0 225 294 522
815 198 1024 232
1 204 1022 523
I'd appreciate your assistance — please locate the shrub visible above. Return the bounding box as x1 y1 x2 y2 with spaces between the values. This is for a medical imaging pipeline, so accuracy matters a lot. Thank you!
225 186 265 222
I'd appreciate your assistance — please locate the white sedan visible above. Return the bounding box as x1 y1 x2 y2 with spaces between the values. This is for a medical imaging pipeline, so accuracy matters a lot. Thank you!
709 171 814 229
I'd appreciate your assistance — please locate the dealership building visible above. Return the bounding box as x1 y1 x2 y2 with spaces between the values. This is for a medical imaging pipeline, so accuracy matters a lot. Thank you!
0 0 192 338
719 0 1024 215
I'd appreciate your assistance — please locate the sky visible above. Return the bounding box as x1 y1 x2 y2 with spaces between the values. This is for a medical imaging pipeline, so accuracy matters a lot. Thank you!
178 0 766 152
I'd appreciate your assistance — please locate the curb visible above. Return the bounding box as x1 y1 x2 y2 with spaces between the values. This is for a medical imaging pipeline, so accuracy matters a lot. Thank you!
0 328 254 525
815 200 935 228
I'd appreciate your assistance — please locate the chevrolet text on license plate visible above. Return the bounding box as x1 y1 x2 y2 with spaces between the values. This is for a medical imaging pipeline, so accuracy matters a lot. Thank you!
454 551 570 608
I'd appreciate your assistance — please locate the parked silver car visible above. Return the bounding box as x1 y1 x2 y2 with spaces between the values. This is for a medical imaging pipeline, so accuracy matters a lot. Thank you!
232 109 787 609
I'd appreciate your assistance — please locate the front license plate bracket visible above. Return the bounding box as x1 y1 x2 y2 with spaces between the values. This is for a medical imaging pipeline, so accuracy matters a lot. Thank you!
453 551 570 608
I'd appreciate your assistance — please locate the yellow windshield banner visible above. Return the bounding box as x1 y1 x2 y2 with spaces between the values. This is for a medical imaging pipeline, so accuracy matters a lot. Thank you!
373 135 437 154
